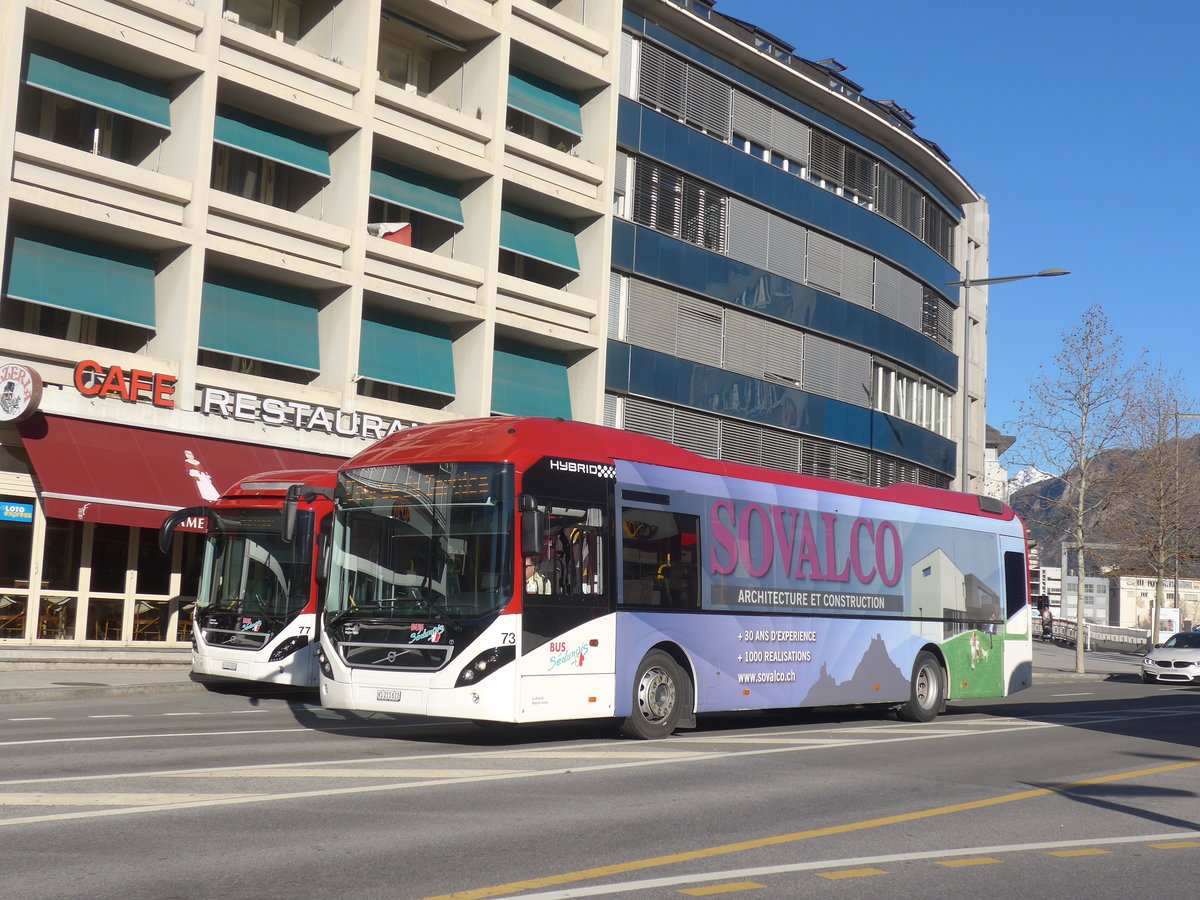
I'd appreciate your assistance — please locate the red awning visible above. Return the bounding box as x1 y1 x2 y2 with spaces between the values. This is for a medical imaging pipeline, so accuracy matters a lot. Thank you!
18 414 346 529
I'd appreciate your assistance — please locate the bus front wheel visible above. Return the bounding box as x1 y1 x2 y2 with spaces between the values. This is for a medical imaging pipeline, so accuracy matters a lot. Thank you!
621 650 686 739
896 651 944 722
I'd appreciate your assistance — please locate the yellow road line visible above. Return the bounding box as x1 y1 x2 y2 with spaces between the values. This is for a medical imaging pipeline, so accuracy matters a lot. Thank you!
1048 849 1110 857
817 868 887 880
420 759 1200 900
678 882 765 896
1148 841 1200 849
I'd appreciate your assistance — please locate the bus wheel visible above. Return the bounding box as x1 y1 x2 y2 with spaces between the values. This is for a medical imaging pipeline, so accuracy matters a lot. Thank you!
621 650 685 739
896 651 944 722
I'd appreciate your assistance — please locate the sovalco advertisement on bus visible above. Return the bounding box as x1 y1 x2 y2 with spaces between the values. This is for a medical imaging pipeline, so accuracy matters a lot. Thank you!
615 460 1020 707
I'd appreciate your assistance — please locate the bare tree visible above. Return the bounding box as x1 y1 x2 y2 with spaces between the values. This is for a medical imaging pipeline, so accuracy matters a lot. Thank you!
1014 305 1143 673
1101 367 1200 643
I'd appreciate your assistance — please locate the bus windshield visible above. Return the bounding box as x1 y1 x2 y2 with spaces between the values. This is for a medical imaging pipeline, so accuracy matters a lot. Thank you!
328 462 513 621
196 508 315 622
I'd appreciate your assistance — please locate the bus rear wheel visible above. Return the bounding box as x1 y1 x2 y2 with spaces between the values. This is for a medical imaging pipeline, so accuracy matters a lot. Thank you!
896 651 944 722
621 650 686 739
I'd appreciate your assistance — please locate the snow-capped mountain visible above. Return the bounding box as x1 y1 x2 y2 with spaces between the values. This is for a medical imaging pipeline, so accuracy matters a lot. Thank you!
1009 466 1054 491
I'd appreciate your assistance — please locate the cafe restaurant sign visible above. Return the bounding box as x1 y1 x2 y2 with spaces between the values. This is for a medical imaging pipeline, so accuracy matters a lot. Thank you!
74 360 177 408
199 387 414 441
0 362 43 424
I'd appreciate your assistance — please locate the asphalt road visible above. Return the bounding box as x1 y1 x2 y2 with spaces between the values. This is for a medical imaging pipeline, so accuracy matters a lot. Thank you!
2 668 1198 900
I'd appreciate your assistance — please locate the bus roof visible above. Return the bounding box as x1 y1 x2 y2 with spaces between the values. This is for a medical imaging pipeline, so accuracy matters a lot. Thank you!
342 418 1015 522
222 468 337 500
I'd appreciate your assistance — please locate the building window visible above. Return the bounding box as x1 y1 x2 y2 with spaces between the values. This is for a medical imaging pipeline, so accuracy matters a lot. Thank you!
498 251 575 290
506 109 580 153
0 301 150 353
196 351 314 385
632 159 727 253
367 198 458 254
224 0 302 44
378 37 431 94
211 145 291 209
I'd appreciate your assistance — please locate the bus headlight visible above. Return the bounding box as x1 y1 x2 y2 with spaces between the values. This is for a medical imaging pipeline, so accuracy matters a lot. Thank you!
268 634 310 662
454 646 516 687
317 646 333 679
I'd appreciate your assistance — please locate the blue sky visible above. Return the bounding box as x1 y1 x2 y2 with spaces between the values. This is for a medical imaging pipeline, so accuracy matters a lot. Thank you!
714 0 1200 464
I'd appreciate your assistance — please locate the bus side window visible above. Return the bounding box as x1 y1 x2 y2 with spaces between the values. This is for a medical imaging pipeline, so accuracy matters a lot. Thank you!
621 508 700 610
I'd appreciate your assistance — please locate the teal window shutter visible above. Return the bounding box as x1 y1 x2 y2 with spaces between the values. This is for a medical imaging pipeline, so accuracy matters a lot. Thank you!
6 225 156 328
213 105 330 178
369 159 464 225
492 339 571 418
23 42 171 130
359 311 455 396
200 271 320 372
507 69 583 137
499 204 580 272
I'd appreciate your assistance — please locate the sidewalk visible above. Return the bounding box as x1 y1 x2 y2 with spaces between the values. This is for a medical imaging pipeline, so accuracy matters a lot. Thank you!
0 639 1143 705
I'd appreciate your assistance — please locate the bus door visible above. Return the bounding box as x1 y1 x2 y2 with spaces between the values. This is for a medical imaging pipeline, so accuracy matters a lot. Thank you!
516 458 616 713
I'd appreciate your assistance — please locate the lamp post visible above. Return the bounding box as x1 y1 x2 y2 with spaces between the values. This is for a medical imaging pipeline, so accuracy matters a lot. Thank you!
947 264 1069 493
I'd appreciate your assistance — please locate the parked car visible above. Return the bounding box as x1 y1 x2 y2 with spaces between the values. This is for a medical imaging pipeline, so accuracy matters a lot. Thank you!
1142 632 1200 684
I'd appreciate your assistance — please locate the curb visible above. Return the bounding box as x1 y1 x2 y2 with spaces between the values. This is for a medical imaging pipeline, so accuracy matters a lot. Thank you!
1 681 207 704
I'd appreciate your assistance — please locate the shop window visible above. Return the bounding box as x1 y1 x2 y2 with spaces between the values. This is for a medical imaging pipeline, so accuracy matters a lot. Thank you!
136 528 171 595
38 597 75 639
0 299 152 353
0 502 34 588
90 524 129 594
42 519 83 591
133 600 170 641
87 598 123 640
620 508 701 609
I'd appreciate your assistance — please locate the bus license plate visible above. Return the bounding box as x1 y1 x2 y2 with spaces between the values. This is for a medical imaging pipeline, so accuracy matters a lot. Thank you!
376 689 402 702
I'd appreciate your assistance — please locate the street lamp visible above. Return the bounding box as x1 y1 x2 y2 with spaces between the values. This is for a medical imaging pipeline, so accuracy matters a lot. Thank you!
946 265 1070 492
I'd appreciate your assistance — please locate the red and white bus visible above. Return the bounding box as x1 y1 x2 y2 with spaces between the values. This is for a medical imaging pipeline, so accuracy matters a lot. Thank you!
318 418 1032 737
161 469 334 688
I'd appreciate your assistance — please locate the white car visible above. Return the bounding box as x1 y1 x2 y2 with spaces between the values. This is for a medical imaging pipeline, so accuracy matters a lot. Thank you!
1142 632 1200 684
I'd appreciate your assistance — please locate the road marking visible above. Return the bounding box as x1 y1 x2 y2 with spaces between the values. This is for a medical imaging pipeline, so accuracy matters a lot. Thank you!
936 857 1002 867
0 792 258 806
817 868 887 880
417 760 1200 900
87 715 132 719
1148 841 1200 849
175 767 524 779
678 883 764 896
1048 849 1109 857
1050 693 1094 697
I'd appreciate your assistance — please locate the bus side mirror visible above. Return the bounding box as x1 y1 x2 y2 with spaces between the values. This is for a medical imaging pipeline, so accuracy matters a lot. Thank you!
519 493 544 557
282 485 302 543
158 506 212 554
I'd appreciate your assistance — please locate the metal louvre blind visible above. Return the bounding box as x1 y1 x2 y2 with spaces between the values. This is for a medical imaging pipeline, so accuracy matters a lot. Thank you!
731 92 773 146
632 159 682 235
677 297 723 367
637 42 686 119
603 392 621 428
619 32 635 98
684 65 731 139
719 418 761 465
766 216 806 284
901 183 924 237
876 167 904 228
924 202 956 263
808 130 845 184
838 445 871 484
762 319 802 384
673 406 719 458
805 230 843 295
895 270 923 331
921 288 939 343
760 428 800 473
723 308 765 377
841 246 874 308
608 271 625 339
873 261 904 323
680 180 727 252
725 198 770 270
800 437 836 479
938 296 956 349
843 146 875 200
802 334 839 399
837 344 872 407
614 151 628 200
871 455 920 488
623 396 674 443
625 278 677 355
771 110 810 167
